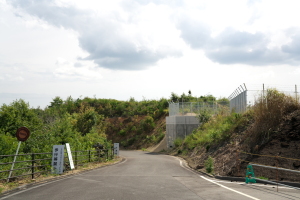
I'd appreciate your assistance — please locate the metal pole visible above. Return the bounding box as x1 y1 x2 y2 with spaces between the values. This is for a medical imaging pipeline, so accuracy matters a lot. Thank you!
32 153 35 179
263 83 265 103
7 141 22 182
276 155 279 192
295 85 298 102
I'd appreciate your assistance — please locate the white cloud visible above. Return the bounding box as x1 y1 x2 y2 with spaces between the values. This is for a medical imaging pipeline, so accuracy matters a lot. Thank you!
1 0 300 108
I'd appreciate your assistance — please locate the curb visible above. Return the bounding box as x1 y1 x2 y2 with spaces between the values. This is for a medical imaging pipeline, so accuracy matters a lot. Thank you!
215 175 300 188
175 155 300 189
0 157 125 198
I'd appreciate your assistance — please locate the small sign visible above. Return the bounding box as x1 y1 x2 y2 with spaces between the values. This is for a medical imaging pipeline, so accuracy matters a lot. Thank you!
65 143 75 170
114 143 119 156
16 127 30 142
51 145 64 174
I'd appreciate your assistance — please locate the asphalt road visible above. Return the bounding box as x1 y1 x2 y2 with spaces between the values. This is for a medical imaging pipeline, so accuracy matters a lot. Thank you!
1 151 300 200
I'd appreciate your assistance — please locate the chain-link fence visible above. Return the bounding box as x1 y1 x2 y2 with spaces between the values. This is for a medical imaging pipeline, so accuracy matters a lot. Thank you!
229 84 300 114
168 101 229 117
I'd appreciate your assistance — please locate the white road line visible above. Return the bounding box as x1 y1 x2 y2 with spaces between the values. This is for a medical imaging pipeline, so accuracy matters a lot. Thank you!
0 158 127 200
200 176 261 200
174 156 260 200
213 180 294 189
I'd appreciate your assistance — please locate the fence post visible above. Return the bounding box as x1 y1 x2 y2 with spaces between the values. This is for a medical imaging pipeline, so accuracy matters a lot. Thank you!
276 155 279 192
88 150 91 163
98 149 100 162
31 153 35 179
75 151 78 169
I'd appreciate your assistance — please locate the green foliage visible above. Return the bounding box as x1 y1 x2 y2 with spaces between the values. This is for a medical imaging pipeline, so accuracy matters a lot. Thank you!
0 99 43 137
141 116 155 132
118 129 126 136
183 112 245 149
174 138 183 147
0 98 109 156
74 105 104 136
205 156 214 173
198 109 211 123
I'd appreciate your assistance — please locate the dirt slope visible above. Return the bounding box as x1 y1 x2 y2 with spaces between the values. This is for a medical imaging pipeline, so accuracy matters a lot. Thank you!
105 115 166 149
177 110 300 182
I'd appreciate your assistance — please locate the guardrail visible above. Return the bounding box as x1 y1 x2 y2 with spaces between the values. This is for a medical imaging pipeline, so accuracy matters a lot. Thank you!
0 148 114 183
237 150 300 191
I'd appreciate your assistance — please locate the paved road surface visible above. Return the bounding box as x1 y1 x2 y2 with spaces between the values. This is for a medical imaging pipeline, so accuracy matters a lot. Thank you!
1 151 300 200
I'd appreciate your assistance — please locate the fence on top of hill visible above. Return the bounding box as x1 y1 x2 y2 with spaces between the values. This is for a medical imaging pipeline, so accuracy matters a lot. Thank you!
229 84 300 114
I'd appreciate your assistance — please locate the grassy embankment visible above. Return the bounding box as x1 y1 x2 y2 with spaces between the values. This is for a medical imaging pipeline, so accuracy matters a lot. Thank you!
173 89 300 175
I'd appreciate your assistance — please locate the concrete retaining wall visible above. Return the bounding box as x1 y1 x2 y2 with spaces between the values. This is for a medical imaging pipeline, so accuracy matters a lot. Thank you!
166 116 200 148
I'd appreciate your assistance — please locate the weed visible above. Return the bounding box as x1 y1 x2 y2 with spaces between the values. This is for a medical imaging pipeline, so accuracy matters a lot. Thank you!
205 156 214 174
174 138 183 147
257 176 268 180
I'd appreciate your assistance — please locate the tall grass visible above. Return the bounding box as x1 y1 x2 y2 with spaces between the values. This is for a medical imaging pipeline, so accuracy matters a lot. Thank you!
246 89 300 146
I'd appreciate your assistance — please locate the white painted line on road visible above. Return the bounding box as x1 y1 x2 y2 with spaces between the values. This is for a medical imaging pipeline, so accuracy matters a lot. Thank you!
200 176 260 200
173 156 260 200
0 177 72 200
0 158 127 200
213 180 295 190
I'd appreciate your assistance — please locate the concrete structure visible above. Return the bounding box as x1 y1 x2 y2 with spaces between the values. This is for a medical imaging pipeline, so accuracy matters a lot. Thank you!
166 115 200 148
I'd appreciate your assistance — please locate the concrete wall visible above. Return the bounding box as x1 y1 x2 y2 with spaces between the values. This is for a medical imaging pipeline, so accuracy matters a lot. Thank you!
166 116 200 148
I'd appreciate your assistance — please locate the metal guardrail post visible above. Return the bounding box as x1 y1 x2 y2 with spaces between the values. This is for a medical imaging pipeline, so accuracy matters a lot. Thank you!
31 153 35 179
75 151 78 169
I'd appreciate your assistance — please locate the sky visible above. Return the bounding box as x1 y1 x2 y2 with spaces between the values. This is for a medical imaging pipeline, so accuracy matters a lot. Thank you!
1 0 300 108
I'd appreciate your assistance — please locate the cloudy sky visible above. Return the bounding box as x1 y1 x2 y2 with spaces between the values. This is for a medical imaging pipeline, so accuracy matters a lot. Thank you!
1 0 300 108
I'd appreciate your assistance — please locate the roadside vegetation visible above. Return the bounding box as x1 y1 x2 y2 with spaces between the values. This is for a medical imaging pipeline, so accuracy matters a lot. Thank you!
173 89 300 175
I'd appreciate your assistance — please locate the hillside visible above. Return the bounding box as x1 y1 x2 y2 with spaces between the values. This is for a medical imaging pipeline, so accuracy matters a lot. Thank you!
172 90 300 182
105 114 166 149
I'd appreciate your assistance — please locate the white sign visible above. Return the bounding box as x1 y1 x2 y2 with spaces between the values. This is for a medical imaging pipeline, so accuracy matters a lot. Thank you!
65 143 75 170
52 145 64 174
114 143 119 156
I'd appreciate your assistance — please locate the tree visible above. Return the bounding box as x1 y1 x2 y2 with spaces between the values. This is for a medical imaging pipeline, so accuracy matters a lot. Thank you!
170 92 180 102
0 99 42 136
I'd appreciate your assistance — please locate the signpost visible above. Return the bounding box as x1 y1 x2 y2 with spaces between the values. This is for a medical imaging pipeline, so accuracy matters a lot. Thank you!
65 143 75 170
114 143 119 156
7 127 30 182
51 145 65 174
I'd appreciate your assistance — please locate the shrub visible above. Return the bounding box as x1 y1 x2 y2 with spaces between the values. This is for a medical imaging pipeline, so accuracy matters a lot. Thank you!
118 129 126 136
205 156 214 173
174 138 183 147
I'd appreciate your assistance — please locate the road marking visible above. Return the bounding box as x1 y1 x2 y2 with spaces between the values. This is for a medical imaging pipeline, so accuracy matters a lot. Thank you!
213 180 295 190
174 156 260 200
200 176 260 200
0 158 127 200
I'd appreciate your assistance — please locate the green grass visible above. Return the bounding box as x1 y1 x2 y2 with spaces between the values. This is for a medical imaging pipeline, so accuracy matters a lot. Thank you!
183 112 243 149
205 156 214 174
